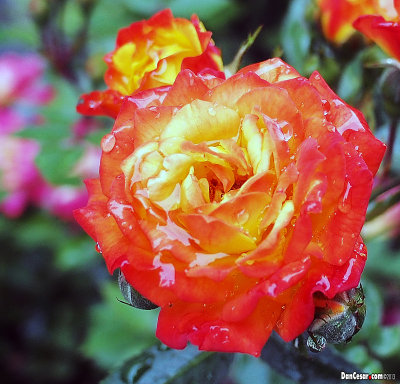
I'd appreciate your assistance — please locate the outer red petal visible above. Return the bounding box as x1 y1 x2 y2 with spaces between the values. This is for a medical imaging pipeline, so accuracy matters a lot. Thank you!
156 298 282 356
277 237 367 341
237 58 300 83
354 15 400 62
77 90 125 119
309 71 386 175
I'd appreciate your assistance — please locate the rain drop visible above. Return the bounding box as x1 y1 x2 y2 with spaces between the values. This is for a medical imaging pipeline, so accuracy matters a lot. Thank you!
322 99 330 116
237 209 249 225
208 106 217 116
101 133 116 153
188 73 195 87
338 181 352 213
89 100 98 108
95 242 102 253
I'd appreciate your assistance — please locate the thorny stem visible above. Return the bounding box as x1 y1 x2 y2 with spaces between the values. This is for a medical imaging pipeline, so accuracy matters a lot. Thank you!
224 25 263 77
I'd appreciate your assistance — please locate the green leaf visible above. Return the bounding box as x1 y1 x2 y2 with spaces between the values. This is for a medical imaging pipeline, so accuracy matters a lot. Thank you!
370 326 400 358
55 235 98 270
15 75 86 186
340 344 382 374
16 213 66 249
337 53 364 104
229 354 296 384
102 343 234 384
63 0 85 38
0 189 7 203
86 125 112 145
81 282 158 369
364 237 400 279
0 0 39 46
229 354 269 384
281 0 312 74
36 142 84 186
120 0 232 23
341 345 369 367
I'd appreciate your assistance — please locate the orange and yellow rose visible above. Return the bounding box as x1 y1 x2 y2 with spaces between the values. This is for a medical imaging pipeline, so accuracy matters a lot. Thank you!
77 9 223 119
74 58 385 356
317 0 398 44
354 1 400 61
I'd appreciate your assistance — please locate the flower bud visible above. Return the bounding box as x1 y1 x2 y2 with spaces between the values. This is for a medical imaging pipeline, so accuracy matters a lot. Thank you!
307 285 366 352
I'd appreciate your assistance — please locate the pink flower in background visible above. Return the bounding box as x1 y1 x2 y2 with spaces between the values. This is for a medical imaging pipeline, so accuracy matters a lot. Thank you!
0 52 53 217
0 136 44 217
0 52 100 220
37 143 101 220
354 1 400 62
0 52 54 133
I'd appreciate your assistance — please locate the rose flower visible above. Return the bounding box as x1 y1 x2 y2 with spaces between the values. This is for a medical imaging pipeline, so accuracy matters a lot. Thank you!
77 9 223 119
0 52 53 217
74 58 385 356
354 1 400 62
317 0 398 45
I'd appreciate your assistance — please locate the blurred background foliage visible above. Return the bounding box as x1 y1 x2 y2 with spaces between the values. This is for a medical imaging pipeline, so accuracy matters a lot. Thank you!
0 0 399 383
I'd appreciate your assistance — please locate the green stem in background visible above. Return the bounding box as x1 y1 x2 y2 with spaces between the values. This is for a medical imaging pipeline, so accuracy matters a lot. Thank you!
370 175 400 201
30 0 97 89
366 187 400 222
224 25 263 77
382 118 398 180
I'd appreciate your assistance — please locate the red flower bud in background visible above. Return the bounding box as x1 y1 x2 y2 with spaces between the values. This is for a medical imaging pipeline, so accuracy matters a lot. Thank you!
77 9 223 119
74 58 385 356
354 1 400 61
0 52 53 217
317 0 398 45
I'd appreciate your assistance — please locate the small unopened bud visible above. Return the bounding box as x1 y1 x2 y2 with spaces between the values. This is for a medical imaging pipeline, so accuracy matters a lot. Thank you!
307 285 366 352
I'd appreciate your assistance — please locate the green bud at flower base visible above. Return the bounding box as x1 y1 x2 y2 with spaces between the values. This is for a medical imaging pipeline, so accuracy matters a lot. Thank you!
118 270 158 310
307 285 366 352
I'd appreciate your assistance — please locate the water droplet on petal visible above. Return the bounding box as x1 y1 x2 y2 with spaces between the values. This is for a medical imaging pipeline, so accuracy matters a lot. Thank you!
101 133 116 153
237 209 250 225
89 100 99 109
322 99 330 116
338 181 352 213
95 242 102 253
208 106 216 116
